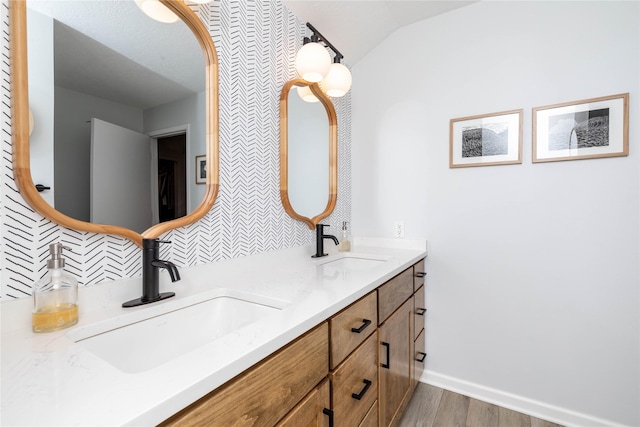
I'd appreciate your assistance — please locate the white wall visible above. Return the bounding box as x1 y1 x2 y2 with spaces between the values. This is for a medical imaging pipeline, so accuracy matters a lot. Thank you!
352 1 639 426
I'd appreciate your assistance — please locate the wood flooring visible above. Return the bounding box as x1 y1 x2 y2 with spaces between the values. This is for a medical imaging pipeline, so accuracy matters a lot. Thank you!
398 384 564 427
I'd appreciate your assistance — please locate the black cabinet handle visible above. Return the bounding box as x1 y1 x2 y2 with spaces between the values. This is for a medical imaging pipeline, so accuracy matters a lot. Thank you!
381 341 390 369
323 408 334 427
416 352 427 363
416 308 426 316
351 379 372 400
415 271 426 278
351 318 372 334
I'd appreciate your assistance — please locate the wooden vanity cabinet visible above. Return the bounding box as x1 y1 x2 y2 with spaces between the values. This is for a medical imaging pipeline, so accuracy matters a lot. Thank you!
161 258 427 427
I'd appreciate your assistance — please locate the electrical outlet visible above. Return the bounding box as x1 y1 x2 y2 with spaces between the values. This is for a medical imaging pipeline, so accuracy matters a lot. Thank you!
394 221 405 238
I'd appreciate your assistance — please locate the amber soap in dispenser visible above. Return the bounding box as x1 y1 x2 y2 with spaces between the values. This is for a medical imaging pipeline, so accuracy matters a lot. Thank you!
32 243 78 333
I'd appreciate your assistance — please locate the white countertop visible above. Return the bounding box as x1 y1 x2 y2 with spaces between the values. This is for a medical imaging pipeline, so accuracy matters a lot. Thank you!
1 238 426 426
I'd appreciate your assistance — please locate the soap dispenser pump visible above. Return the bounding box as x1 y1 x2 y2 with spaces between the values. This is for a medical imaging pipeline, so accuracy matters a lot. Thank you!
32 243 79 333
338 221 351 252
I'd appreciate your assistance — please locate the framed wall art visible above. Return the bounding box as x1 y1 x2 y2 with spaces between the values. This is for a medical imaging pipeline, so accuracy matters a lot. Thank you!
195 155 206 185
532 93 629 163
450 109 523 168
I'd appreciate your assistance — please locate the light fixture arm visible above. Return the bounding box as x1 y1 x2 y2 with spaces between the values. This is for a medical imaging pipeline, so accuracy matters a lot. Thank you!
305 22 344 63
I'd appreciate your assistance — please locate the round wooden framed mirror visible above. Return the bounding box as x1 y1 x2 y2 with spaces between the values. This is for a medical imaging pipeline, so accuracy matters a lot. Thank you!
9 0 219 246
279 79 338 229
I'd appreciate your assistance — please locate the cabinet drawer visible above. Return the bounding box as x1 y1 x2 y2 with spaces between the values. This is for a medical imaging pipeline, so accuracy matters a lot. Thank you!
330 291 377 369
161 323 329 427
276 379 330 427
378 267 414 324
330 332 378 427
413 328 426 391
358 401 378 427
413 285 425 340
413 259 426 292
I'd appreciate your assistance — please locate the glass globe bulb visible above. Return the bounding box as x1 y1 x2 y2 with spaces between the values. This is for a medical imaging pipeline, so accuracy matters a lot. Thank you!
297 85 320 103
320 62 352 97
295 42 331 83
134 0 179 23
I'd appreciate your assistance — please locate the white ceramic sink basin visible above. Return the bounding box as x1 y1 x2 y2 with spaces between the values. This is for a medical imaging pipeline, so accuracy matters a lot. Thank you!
67 290 288 373
316 254 390 279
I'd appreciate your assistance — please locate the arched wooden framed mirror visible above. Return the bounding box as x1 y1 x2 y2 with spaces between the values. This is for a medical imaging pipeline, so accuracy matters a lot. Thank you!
280 79 337 230
9 0 219 247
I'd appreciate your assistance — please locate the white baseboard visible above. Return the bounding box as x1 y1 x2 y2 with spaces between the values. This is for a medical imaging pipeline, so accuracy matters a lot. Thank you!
420 370 630 427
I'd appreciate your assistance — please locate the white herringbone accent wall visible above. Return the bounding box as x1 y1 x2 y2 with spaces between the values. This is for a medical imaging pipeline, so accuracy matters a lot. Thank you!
0 0 351 299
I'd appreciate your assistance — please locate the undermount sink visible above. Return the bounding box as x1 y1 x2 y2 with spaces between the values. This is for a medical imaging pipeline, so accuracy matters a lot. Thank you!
67 290 288 373
317 254 389 271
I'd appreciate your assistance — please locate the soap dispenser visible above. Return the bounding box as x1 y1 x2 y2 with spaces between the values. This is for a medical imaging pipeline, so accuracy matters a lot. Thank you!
338 221 351 252
32 243 78 333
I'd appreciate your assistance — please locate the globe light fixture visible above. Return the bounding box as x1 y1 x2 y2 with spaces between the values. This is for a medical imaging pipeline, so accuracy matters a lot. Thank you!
295 42 331 83
320 62 352 97
296 23 352 97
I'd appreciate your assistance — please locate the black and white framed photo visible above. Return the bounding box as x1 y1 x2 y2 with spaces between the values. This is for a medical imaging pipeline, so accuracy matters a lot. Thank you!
450 109 523 168
533 93 629 163
195 155 206 185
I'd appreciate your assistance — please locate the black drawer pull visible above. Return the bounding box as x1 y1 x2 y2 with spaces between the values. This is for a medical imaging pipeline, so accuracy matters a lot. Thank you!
351 318 372 334
381 341 390 369
351 379 372 400
416 308 426 316
415 271 426 278
323 408 334 427
416 352 427 363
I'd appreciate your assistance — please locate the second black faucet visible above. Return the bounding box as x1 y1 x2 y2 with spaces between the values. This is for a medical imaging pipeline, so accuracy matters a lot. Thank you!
312 224 339 258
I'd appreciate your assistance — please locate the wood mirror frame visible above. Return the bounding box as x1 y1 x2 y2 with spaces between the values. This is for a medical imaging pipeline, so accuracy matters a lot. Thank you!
9 0 219 247
279 79 337 230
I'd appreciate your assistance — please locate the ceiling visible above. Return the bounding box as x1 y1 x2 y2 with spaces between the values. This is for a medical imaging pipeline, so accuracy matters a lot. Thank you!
282 1 478 66
26 0 477 110
27 0 204 110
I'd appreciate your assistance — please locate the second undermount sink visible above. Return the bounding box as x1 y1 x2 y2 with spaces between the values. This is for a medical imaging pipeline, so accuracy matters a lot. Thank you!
317 254 389 271
67 290 288 373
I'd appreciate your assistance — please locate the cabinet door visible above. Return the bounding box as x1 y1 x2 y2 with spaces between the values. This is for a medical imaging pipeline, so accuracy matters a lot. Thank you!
277 379 331 427
378 298 413 427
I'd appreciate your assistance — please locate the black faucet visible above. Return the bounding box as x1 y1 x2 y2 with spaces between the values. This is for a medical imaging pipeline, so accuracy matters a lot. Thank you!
123 239 180 308
312 224 339 258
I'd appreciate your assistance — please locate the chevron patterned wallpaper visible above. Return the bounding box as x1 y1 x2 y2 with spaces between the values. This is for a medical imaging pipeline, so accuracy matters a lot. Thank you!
0 0 351 299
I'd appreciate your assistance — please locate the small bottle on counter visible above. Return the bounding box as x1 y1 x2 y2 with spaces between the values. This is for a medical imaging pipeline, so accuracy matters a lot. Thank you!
338 221 351 252
32 243 79 333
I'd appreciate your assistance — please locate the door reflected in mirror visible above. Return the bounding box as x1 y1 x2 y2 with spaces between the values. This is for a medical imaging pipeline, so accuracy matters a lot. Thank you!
25 0 208 234
280 79 337 229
